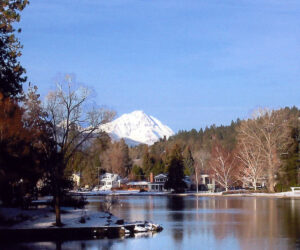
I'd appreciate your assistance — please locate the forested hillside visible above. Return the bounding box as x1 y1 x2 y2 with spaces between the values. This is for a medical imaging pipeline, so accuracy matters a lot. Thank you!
126 107 300 191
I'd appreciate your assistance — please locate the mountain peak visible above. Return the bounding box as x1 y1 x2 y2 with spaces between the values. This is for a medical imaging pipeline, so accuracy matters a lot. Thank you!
99 110 174 146
131 110 145 115
125 110 146 119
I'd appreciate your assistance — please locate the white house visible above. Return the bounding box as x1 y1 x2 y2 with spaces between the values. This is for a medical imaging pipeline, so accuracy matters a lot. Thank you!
148 174 168 192
99 173 122 191
200 174 215 192
147 174 193 192
154 174 168 183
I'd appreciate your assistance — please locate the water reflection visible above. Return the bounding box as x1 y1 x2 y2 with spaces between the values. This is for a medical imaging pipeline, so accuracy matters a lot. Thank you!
110 196 300 249
2 196 300 250
167 196 185 220
166 196 185 244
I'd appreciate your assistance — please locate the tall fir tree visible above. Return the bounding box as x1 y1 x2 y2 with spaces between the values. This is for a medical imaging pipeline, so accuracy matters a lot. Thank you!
152 159 165 176
142 146 155 177
119 139 132 176
0 0 28 98
183 146 194 176
130 165 144 181
164 144 186 192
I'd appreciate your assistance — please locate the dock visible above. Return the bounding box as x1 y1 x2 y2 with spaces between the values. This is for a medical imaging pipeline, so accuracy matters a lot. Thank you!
0 223 147 242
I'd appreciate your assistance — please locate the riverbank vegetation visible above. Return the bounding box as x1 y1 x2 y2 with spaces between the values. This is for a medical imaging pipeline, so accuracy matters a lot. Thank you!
0 1 114 226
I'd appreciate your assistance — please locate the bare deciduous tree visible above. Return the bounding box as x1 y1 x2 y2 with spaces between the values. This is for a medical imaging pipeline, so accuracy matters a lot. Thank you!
209 143 237 191
101 139 132 177
237 108 291 192
45 75 115 226
193 149 210 192
235 138 264 190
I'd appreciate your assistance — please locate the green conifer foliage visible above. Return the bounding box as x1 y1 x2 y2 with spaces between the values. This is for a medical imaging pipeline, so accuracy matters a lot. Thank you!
183 146 194 176
0 0 28 97
164 144 186 192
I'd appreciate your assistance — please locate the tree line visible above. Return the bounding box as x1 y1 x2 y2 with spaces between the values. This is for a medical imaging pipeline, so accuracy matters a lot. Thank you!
74 106 299 193
127 107 299 193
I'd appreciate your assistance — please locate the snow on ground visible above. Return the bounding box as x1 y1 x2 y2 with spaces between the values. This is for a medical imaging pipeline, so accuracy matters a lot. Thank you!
70 190 171 196
242 191 300 198
204 191 300 198
69 189 300 198
0 207 119 229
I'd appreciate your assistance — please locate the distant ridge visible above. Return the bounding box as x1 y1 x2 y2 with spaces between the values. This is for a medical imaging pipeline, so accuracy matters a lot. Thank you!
98 110 174 146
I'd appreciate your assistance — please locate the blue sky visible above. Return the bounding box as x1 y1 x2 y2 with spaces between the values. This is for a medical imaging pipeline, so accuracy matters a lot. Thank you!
18 0 300 132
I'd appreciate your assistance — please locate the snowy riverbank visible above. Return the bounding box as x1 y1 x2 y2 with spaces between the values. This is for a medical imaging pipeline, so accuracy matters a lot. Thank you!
69 190 172 196
0 206 163 242
0 198 163 237
180 191 300 198
69 190 300 198
222 191 300 198
0 207 120 229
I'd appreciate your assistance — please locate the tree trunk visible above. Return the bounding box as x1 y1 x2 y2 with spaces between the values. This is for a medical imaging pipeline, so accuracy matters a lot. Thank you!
267 153 275 192
268 157 275 192
56 241 62 250
268 173 275 192
195 171 199 193
55 195 61 226
54 162 62 226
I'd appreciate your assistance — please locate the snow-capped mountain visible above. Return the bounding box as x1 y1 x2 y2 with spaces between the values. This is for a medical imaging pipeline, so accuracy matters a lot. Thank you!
98 110 174 146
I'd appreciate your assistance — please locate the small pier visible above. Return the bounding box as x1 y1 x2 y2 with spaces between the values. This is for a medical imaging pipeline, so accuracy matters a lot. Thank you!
0 222 162 242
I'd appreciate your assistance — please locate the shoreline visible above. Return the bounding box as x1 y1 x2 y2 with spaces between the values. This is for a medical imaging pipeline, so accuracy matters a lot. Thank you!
1 191 298 243
0 222 161 243
69 190 300 199
0 224 140 242
0 206 162 242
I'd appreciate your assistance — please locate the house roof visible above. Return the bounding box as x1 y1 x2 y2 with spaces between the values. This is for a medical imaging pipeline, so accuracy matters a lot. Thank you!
127 181 149 186
100 173 120 181
154 174 167 179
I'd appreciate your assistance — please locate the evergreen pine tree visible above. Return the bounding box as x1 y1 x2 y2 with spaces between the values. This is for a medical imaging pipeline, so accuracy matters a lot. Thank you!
130 165 144 181
152 159 165 176
164 144 186 192
142 146 155 177
119 139 132 176
183 146 194 176
0 0 28 98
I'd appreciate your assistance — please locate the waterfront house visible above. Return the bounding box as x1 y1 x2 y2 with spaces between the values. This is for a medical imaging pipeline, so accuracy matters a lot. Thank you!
148 174 168 192
200 174 215 192
99 173 122 190
147 174 194 192
126 181 149 190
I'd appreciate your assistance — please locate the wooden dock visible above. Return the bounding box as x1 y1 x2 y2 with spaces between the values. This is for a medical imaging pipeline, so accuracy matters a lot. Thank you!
0 223 146 242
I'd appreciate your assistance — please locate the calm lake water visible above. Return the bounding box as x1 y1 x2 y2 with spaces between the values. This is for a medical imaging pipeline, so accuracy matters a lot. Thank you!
4 196 300 250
